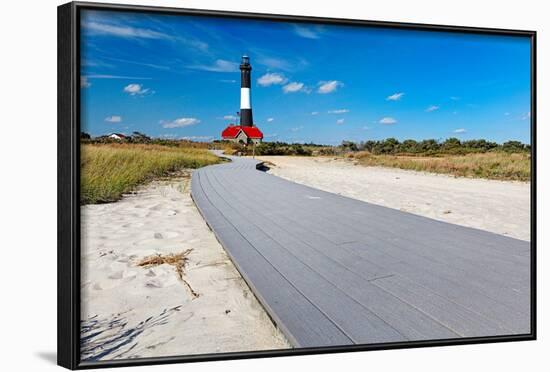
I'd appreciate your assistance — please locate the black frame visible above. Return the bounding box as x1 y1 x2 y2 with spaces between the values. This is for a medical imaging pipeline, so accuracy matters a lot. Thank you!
58 1 537 369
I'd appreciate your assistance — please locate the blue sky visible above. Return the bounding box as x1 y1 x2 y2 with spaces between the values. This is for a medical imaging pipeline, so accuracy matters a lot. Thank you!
80 10 532 144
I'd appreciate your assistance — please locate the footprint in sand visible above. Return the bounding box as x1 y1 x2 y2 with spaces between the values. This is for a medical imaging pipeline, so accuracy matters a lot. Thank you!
109 270 138 280
116 255 130 263
108 271 124 280
124 270 137 279
125 222 145 229
81 280 92 289
153 232 180 240
145 279 163 288
144 267 179 288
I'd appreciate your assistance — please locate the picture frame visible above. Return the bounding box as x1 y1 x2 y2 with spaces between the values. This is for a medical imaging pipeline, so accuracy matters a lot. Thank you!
58 1 537 369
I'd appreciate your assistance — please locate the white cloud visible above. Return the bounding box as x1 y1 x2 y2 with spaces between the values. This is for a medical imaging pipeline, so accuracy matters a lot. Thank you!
336 119 345 125
293 24 322 39
223 115 238 120
265 133 278 138
80 76 91 88
163 134 212 140
283 82 307 93
379 117 397 125
161 117 200 128
362 126 372 130
267 118 274 122
256 56 293 71
290 126 303 132
425 105 440 112
453 128 467 133
504 112 510 116
450 96 460 101
522 112 531 120
83 21 171 40
188 59 239 72
180 135 213 141
257 73 287 86
386 92 404 101
102 56 169 71
82 59 115 69
310 111 319 115
328 109 349 114
123 83 149 95
105 115 122 123
220 79 236 83
82 19 208 52
317 80 343 94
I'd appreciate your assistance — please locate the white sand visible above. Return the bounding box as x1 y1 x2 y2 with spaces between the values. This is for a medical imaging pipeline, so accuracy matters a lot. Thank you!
258 156 530 242
80 172 289 361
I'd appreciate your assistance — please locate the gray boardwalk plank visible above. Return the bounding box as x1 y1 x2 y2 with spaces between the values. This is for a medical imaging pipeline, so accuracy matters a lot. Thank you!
220 161 530 312
201 170 408 343
216 171 529 333
190 153 531 347
232 172 531 307
208 170 461 340
236 173 530 294
232 172 530 326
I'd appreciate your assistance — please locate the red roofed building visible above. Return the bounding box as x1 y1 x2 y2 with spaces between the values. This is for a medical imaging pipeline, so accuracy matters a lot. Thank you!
221 125 263 144
108 133 127 140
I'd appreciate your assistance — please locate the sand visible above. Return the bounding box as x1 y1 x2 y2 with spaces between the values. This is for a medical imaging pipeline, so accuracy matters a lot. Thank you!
80 172 289 362
258 156 530 242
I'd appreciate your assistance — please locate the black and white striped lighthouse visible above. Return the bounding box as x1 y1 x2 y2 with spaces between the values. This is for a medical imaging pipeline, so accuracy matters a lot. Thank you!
221 55 263 145
239 55 253 127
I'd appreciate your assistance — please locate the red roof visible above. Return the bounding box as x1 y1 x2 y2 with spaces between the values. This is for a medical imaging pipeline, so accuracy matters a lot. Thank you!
221 125 263 139
241 126 263 139
221 125 241 138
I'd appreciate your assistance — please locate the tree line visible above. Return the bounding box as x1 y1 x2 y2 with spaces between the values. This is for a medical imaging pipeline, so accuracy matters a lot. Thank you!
339 138 530 155
80 132 211 149
81 132 530 156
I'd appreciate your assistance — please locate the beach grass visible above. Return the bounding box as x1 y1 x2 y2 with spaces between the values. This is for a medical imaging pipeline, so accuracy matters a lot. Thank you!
81 143 220 204
351 151 530 181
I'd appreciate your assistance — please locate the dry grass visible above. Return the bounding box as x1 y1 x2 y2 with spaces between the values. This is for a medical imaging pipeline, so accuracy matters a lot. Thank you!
137 250 193 279
81 143 220 204
136 250 198 298
223 147 240 156
352 151 530 181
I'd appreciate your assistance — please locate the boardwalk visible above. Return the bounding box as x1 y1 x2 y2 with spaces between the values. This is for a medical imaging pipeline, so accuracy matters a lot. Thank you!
191 153 531 348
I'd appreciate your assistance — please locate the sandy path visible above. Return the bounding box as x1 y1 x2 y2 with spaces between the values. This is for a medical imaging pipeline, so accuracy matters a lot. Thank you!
258 156 530 241
80 172 289 361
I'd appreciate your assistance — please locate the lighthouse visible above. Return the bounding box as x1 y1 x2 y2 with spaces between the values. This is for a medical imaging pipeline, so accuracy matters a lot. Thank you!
239 55 253 127
221 55 263 146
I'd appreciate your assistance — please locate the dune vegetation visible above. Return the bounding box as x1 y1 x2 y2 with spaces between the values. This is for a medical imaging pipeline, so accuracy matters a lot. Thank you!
350 151 530 181
81 143 220 204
